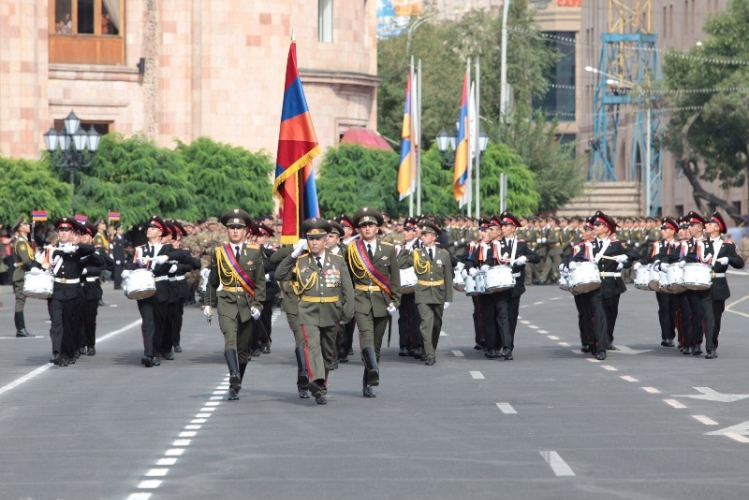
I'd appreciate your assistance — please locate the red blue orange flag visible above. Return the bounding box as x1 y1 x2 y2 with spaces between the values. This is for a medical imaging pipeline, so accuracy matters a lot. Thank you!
273 41 321 244
397 72 412 201
453 68 470 202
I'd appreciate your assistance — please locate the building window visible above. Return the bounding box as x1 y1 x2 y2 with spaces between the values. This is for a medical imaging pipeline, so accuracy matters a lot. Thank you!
534 31 576 121
318 0 333 43
50 0 124 65
675 205 684 217
53 119 112 136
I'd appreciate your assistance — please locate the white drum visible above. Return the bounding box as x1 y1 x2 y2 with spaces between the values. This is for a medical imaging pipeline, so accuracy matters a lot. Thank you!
649 267 661 291
466 271 487 296
453 263 466 292
558 272 570 292
400 267 417 294
666 264 686 293
634 266 651 291
23 272 54 299
484 266 515 293
124 269 156 300
658 267 672 294
683 263 712 291
569 262 601 293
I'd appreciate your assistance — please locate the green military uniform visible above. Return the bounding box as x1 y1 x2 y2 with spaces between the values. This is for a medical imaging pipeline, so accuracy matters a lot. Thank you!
92 231 109 253
204 209 266 401
539 225 562 283
11 216 42 337
403 222 453 364
275 219 354 404
346 207 401 398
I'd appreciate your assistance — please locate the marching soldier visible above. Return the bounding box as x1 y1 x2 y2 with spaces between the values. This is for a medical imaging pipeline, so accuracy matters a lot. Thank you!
275 218 354 405
402 220 453 365
681 212 707 355
395 217 423 358
346 207 401 398
324 219 347 370
11 216 41 337
166 220 200 355
538 217 562 284
250 222 278 356
203 209 266 400
335 214 358 363
644 217 680 347
77 221 113 357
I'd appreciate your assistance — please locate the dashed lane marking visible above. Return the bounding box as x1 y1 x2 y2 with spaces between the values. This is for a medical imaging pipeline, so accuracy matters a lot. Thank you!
692 415 718 426
470 371 485 380
439 331 448 337
496 402 517 414
547 335 559 340
521 320 530 325
642 387 661 394
533 301 545 305
620 376 639 382
126 494 152 500
601 365 617 371
540 451 575 477
586 358 600 363
664 399 686 409
558 342 570 347
549 297 561 301
528 325 539 330
451 350 464 357
538 330 548 334
725 433 749 443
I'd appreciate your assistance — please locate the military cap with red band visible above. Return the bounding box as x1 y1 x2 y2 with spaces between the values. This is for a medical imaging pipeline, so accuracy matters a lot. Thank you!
488 214 503 227
708 211 727 233
147 215 167 236
590 211 617 233
478 216 491 229
327 219 344 236
499 211 521 228
336 214 355 230
256 222 275 237
685 211 707 226
403 217 418 230
661 217 678 232
53 217 80 232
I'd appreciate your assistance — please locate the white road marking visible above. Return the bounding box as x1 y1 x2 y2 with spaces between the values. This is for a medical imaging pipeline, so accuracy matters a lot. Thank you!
195 413 211 418
521 320 530 325
205 402 220 406
165 449 185 457
0 319 141 398
157 458 177 466
470 371 485 380
528 325 539 330
540 451 575 477
692 415 718 426
620 376 639 382
212 391 225 395
138 480 162 489
558 342 570 347
439 331 448 337
496 402 517 414
533 301 545 305
126 494 152 500
601 365 617 371
614 345 652 355
146 469 168 477
725 433 749 443
663 399 686 409
550 297 561 301
706 421 749 438
210 396 223 400
179 431 197 438
451 350 464 357
0 336 43 340
571 350 583 355
547 335 559 340
191 419 207 424
538 330 548 334
586 358 600 363
172 439 191 447
199 407 216 412
674 387 749 403
642 387 660 394
184 425 201 430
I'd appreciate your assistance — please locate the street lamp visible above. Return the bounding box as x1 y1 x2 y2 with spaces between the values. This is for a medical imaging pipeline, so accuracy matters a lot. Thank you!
44 110 100 212
435 128 457 153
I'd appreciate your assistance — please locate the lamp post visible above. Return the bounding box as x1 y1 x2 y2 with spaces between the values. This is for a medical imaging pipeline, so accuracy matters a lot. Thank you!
44 110 100 212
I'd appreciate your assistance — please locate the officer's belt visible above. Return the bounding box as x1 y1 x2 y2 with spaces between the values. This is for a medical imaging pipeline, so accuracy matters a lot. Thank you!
85 277 99 282
417 279 444 286
550 242 560 247
154 276 170 282
14 262 23 268
54 277 79 284
355 284 381 292
300 295 339 303
600 272 621 278
712 272 726 278
169 276 186 281
512 272 521 278
221 286 246 293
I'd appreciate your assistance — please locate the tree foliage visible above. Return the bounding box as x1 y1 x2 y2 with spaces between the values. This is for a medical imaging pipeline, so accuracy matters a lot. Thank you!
478 142 539 217
663 0 749 220
0 156 71 223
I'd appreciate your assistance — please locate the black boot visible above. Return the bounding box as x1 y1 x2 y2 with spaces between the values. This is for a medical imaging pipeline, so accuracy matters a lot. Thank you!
295 347 310 389
362 369 376 398
236 362 247 394
15 312 33 338
362 347 379 387
225 349 241 400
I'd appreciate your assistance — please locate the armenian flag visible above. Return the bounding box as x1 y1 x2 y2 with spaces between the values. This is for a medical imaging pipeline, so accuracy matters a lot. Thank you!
75 214 88 224
32 210 48 222
397 71 413 201
108 211 121 222
273 40 321 244
453 68 470 202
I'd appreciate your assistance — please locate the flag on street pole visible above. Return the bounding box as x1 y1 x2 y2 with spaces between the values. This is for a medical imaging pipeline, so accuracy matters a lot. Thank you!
397 71 413 201
108 211 121 223
32 210 48 222
272 40 321 244
453 66 470 203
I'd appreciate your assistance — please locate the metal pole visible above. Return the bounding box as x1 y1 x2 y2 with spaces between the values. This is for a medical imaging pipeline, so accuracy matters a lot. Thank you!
500 0 511 121
475 57 481 217
69 162 75 213
409 56 415 218
416 58 422 216
465 57 471 219
645 106 651 216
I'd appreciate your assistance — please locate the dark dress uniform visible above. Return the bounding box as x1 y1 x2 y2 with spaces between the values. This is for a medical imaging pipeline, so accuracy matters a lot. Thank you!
111 230 127 289
79 221 114 356
395 232 423 357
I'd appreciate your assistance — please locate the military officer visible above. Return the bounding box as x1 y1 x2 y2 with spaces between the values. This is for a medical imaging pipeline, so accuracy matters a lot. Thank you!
538 217 562 284
203 209 265 400
402 220 453 365
324 219 347 370
275 218 354 405
10 216 42 337
346 207 401 398
335 214 358 362
395 217 423 358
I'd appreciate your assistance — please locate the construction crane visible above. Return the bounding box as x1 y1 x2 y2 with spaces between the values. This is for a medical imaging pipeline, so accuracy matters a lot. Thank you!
588 0 662 216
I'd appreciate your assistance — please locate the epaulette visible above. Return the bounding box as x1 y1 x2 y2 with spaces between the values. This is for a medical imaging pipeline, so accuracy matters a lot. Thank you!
329 253 345 259
381 241 393 246
517 239 526 242
246 244 259 249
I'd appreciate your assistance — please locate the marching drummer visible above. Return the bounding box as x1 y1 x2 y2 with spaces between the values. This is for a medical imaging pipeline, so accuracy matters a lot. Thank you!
680 211 707 355
571 211 638 360
396 217 424 360
684 211 744 359
645 217 680 348
562 221 595 352
461 216 492 353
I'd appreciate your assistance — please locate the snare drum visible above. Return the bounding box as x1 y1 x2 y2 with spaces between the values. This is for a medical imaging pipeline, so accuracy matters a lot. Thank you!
453 264 466 292
634 266 651 290
466 271 487 296
569 262 601 293
23 272 54 299
666 264 686 293
683 263 712 291
558 272 570 292
400 267 417 294
658 267 672 294
648 267 661 291
484 266 515 293
124 269 157 300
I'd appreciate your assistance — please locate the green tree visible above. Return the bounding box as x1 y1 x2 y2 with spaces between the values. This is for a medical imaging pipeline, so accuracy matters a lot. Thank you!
663 0 749 222
0 156 71 222
477 142 539 217
176 137 275 218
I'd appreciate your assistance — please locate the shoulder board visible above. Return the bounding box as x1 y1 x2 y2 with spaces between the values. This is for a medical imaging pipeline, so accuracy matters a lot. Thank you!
517 239 525 242
610 236 619 242
724 241 735 247
246 244 259 249
381 241 393 246
329 253 345 259
299 252 309 258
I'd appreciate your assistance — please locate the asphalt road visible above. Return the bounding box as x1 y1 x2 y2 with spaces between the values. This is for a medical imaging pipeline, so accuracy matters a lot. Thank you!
1 271 749 500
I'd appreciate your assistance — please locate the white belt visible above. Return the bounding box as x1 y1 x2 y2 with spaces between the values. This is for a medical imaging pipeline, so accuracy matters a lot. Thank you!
512 272 521 278
712 273 725 278
85 277 99 282
169 276 186 281
54 277 80 284
154 276 170 282
600 272 621 278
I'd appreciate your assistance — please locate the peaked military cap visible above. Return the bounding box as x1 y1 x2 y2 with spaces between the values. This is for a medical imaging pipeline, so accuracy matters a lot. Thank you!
220 208 252 228
353 207 384 227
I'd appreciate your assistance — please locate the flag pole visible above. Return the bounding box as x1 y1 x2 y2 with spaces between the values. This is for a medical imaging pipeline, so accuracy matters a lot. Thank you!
409 56 415 218
416 57 422 216
465 57 472 218
475 56 481 217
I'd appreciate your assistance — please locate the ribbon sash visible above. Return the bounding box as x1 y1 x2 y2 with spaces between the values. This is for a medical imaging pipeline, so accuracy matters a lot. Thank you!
353 240 392 296
221 244 256 296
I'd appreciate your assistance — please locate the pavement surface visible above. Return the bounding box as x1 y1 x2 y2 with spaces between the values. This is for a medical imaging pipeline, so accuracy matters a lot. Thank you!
1 271 749 500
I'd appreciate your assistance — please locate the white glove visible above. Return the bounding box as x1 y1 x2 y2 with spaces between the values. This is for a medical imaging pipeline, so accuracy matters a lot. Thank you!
115 260 121 265
169 264 178 274
135 257 148 267
634 262 642 271
203 306 213 319
558 264 566 272
678 260 687 269
250 307 261 320
405 239 416 250
265 273 270 281
443 302 451 310
536 238 542 243
152 255 169 265
291 239 308 258
615 254 628 263
541 237 547 243
514 256 527 266
28 267 43 275
717 257 729 266
453 241 460 247
616 262 624 271
200 268 211 280
81 267 88 275
61 245 77 254
568 262 577 270
634 242 640 247
121 269 131 279
468 267 478 277
480 265 490 272
386 303 397 316
460 269 468 279
460 238 466 244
